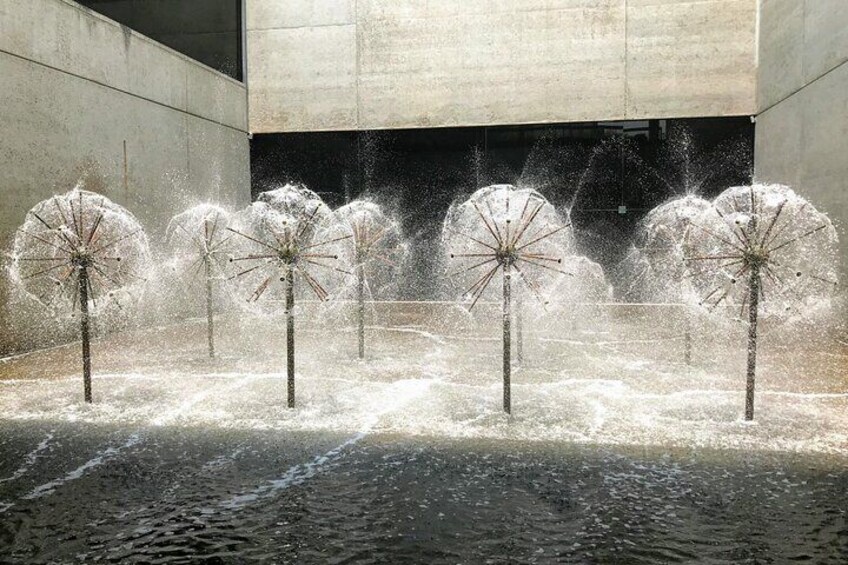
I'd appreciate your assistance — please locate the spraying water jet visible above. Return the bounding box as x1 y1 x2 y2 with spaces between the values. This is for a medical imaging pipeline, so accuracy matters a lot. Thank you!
336 200 407 359
682 184 839 420
227 186 351 408
9 188 151 402
165 204 234 359
444 185 575 413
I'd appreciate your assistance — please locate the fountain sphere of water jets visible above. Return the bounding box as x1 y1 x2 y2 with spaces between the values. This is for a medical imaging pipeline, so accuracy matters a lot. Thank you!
164 204 234 359
443 184 576 414
543 256 613 316
9 187 152 402
444 185 576 304
336 199 408 359
227 190 352 408
683 183 839 420
256 183 334 222
621 195 712 303
615 195 712 364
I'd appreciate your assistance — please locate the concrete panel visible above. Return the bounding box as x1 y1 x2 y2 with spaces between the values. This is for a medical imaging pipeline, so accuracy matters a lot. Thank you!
125 33 189 111
758 0 848 113
1 51 185 241
803 0 848 84
799 62 848 238
755 61 848 274
187 63 249 131
247 25 358 132
186 115 251 210
625 0 756 119
248 0 355 30
753 96 802 190
356 0 611 20
1 0 171 108
356 0 627 129
756 0 848 277
0 0 245 129
246 0 757 132
756 0 804 112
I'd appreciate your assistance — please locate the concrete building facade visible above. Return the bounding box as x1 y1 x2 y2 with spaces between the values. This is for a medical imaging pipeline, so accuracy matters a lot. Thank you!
754 0 848 273
0 0 251 352
246 0 758 133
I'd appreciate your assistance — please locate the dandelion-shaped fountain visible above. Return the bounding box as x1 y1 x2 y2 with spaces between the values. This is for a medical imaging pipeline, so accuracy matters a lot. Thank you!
444 185 573 413
227 186 351 407
336 200 407 358
618 195 712 363
9 188 151 402
165 204 233 358
621 195 712 302
683 184 839 420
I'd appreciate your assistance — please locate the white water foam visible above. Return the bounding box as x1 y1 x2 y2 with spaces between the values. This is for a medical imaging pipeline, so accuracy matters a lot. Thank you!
221 378 435 509
0 373 262 514
0 432 54 484
21 433 142 501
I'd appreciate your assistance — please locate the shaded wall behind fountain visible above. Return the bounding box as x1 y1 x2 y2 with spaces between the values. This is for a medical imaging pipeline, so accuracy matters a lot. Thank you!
251 117 754 299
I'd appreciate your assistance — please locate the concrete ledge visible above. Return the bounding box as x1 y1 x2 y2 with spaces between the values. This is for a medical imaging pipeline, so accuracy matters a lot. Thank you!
0 0 247 131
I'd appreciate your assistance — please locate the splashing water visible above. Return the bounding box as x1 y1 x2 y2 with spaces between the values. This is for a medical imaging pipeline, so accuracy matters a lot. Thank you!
163 204 235 357
443 184 576 308
335 199 408 301
683 184 839 321
0 177 845 561
165 204 234 278
227 200 351 309
333 199 409 358
256 183 334 223
619 195 712 303
226 186 352 407
443 184 612 413
681 183 839 420
9 188 151 313
8 187 152 401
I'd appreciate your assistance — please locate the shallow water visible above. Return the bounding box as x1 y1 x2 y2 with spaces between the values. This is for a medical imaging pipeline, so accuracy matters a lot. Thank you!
1 303 846 562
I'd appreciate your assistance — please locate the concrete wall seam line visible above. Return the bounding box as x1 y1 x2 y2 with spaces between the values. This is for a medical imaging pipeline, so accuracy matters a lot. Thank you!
0 47 248 135
247 22 359 32
757 58 848 117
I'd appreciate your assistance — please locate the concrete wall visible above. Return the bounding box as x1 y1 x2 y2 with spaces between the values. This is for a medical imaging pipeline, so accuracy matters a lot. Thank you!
754 0 848 273
0 0 251 352
246 0 757 133
77 0 243 80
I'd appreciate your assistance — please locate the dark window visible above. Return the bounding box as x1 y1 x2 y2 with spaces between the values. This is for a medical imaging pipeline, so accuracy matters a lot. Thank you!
77 0 243 81
250 118 754 298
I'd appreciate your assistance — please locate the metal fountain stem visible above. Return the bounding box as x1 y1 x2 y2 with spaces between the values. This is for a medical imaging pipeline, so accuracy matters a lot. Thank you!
204 252 215 359
75 256 93 403
356 246 366 359
744 215 763 421
502 260 512 414
448 194 571 414
285 263 296 408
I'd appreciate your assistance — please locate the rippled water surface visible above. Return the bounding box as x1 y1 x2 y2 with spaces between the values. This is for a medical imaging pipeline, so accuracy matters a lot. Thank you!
1 304 846 562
